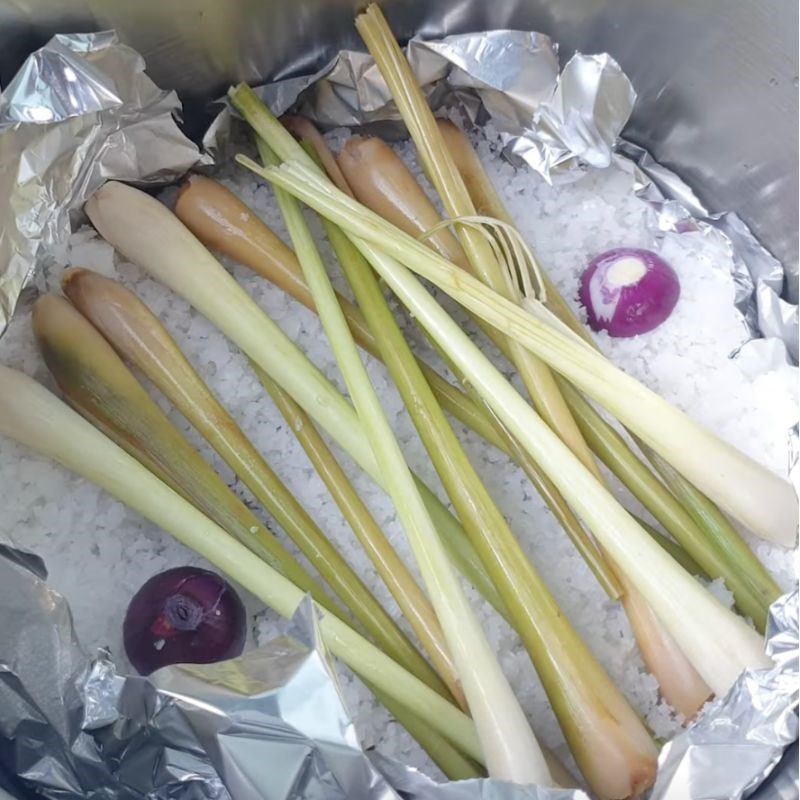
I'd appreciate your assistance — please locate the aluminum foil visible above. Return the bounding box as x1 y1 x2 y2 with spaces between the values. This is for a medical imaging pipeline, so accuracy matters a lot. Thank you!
0 30 207 338
651 590 799 800
0 545 586 800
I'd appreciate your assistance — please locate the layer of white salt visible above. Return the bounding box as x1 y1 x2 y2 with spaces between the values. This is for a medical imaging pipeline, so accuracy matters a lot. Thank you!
0 124 795 783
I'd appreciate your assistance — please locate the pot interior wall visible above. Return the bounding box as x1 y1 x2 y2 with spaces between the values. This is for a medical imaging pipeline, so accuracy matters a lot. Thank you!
1 0 797 285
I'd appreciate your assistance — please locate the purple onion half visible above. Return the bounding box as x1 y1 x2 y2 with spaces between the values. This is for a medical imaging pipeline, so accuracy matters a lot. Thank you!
123 566 246 675
579 247 680 338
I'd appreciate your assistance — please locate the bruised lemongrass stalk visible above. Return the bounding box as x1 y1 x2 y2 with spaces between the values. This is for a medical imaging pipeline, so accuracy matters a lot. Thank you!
0 366 482 760
254 160 797 548
439 117 784 620
173 175 500 450
333 132 621 600
261 139 552 787
250 163 774 700
300 141 665 794
330 35 710 717
61 270 459 698
86 181 507 620
31 293 332 609
640 442 782 632
354 6 603 486
256 367 465 710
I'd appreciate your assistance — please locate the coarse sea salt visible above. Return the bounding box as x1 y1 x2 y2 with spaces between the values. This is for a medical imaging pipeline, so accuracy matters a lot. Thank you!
0 124 796 784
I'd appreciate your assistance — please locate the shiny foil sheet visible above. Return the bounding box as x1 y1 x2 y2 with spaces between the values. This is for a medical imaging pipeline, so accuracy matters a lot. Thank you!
0 543 796 800
0 24 797 800
0 30 207 338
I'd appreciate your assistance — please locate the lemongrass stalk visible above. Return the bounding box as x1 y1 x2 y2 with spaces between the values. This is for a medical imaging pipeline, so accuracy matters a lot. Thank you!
635 517 708 579
32 293 333 608
257 368 465 710
58 270 454 697
618 582 713 720
366 679 484 780
173 175 500 449
337 136 470 269
244 164 772 695
328 131 622 599
439 117 785 605
86 181 507 619
566 380 773 626
353 7 603 485
0 365 481 759
315 171 662 794
640 442 782 632
262 140 552 787
252 160 797 547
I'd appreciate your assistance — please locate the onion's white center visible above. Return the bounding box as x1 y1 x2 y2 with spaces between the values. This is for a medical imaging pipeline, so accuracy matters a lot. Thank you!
606 256 647 287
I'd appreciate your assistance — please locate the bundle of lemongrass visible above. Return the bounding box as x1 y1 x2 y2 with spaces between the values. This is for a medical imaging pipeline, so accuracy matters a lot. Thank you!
0 5 794 799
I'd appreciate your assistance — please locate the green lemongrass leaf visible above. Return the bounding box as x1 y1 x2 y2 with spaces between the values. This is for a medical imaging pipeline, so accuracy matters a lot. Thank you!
0 365 481 760
257 366 465 710
85 180 508 621
32 293 334 609
59 272 447 696
261 136 553 786
250 158 797 548
354 6 603 486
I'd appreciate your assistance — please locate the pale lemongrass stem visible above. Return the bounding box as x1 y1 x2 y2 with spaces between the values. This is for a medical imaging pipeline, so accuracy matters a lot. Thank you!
354 7 604 485
0 365 482 760
59 270 451 699
264 140 552 786
87 180 508 620
174 176 504 452
258 367 466 710
254 160 797 547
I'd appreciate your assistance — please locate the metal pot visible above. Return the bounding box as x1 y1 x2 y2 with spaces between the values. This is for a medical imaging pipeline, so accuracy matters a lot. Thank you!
1 0 797 289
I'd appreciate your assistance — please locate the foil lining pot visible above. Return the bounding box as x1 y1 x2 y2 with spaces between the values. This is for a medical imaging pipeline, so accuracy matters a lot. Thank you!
0 20 797 800
0 543 796 800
